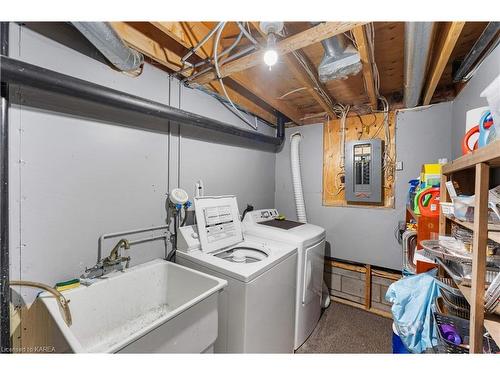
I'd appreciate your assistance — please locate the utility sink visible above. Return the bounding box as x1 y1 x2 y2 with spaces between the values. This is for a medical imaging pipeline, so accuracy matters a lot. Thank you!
40 259 227 353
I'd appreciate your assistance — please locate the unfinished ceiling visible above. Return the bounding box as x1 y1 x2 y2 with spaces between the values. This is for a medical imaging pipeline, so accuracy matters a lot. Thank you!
107 21 491 126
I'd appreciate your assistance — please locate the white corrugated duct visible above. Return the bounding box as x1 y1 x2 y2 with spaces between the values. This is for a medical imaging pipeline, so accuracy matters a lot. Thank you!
290 132 307 223
290 131 331 308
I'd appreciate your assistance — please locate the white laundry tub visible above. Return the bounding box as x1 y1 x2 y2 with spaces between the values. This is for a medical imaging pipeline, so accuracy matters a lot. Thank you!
40 259 227 353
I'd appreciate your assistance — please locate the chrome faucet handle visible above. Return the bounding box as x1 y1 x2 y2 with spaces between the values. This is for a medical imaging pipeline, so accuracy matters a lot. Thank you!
122 256 131 269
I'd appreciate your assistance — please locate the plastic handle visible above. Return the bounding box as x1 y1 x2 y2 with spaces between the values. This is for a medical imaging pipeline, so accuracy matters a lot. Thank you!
478 110 493 148
418 187 440 217
462 125 480 155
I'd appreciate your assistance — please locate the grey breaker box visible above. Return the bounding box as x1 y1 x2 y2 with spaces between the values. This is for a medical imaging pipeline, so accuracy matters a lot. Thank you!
344 139 383 204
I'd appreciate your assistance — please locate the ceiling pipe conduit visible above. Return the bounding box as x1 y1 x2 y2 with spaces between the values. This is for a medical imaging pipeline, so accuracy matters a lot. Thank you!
72 22 144 75
0 56 285 148
403 22 434 108
453 22 500 83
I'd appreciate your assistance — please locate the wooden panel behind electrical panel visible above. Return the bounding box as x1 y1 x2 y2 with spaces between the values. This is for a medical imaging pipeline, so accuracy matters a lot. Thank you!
323 112 396 208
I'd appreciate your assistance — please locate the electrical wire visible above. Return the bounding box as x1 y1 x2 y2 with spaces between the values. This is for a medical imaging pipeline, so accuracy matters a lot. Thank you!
278 87 308 100
213 22 259 130
365 23 395 187
291 48 346 118
181 22 223 65
236 22 260 46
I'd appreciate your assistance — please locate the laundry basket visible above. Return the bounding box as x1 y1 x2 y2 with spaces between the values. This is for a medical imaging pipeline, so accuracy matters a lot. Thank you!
433 310 499 354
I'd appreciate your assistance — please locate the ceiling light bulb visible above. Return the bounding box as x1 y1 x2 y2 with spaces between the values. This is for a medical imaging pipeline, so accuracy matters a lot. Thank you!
263 33 278 68
263 49 278 67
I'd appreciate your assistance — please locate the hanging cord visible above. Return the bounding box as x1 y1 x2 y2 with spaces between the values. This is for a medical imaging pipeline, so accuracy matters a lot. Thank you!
213 22 259 130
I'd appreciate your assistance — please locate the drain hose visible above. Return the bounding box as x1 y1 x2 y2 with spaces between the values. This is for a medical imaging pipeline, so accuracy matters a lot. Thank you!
290 132 307 223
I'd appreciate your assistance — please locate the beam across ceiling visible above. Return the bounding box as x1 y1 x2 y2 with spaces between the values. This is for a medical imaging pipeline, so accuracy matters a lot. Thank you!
250 22 337 119
150 21 302 124
111 22 276 124
352 25 378 109
422 22 465 105
190 22 366 86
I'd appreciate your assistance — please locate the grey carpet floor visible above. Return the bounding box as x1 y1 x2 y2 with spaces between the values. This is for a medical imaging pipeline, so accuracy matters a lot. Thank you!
296 301 393 353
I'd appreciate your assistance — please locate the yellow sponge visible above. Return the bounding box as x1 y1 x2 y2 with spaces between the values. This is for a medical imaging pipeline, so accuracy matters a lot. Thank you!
55 279 80 292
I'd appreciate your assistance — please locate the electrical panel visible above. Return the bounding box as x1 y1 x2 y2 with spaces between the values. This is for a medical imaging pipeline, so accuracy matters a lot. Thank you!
344 139 383 204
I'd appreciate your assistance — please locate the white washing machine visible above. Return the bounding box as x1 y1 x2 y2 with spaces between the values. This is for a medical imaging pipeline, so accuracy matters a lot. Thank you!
176 196 297 353
243 208 326 350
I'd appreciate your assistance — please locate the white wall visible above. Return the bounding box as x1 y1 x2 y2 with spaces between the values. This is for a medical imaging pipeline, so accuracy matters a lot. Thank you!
8 24 276 302
275 102 453 270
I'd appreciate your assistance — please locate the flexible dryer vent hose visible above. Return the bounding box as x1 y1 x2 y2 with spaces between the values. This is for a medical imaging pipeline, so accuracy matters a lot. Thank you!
290 132 331 308
290 132 307 223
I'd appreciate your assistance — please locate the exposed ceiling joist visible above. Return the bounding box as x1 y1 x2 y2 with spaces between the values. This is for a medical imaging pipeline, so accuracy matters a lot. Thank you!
422 22 465 105
352 25 378 109
150 21 302 124
250 22 337 119
229 73 303 123
283 55 336 119
191 22 367 86
150 22 217 61
112 22 186 72
112 22 276 124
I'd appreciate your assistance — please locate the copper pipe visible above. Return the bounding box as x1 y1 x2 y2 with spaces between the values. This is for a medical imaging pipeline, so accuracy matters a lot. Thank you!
10 280 72 326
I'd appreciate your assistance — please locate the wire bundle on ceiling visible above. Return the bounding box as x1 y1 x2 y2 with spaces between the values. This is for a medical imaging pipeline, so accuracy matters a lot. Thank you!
179 22 263 130
213 22 260 130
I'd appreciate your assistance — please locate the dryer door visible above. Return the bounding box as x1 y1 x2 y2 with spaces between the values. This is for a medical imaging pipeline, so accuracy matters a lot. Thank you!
302 239 325 305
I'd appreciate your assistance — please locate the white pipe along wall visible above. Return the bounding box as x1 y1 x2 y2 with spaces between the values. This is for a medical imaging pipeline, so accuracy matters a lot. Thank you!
290 132 307 223
289 131 330 308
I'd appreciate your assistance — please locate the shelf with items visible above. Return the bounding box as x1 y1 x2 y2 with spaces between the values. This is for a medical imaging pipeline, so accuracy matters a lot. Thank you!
442 140 500 174
457 284 500 347
439 141 500 353
443 215 500 243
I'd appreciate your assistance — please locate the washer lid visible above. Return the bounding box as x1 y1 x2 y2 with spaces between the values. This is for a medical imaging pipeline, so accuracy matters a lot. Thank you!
214 246 269 263
194 195 243 253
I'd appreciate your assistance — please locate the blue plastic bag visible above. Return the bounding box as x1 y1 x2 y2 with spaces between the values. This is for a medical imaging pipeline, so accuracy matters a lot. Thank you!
385 269 440 353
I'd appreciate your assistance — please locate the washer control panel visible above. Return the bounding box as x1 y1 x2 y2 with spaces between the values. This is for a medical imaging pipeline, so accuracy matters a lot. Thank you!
177 225 200 252
244 209 279 224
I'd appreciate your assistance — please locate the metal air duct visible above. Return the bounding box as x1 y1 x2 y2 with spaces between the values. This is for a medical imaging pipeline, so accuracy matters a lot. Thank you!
404 22 434 108
317 34 362 82
72 22 144 74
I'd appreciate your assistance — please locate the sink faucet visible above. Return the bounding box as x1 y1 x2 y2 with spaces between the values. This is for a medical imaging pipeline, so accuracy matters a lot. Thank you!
104 238 131 266
82 238 131 279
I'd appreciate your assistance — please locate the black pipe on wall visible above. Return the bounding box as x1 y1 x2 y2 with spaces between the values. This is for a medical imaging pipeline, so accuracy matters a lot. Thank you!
0 22 11 354
0 56 286 148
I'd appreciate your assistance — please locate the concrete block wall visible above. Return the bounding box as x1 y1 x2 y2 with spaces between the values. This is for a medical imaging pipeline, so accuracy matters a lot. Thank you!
371 276 393 312
324 263 394 312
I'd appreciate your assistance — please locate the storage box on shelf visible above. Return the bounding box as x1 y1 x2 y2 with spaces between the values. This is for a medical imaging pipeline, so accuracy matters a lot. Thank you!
439 140 500 353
